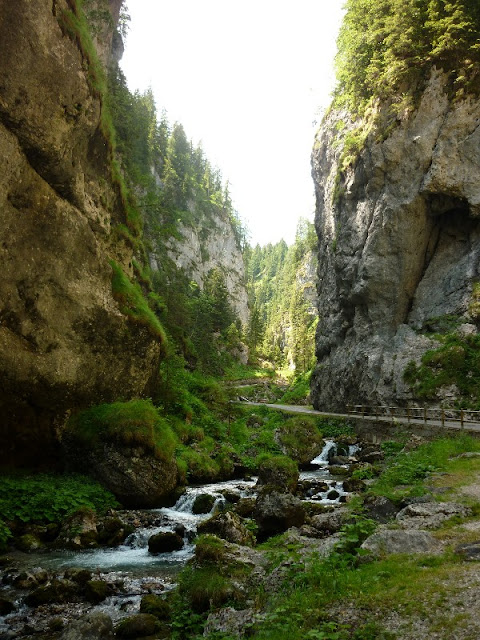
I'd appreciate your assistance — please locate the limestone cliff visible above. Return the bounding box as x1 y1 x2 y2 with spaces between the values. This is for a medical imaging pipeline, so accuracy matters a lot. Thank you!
0 0 162 465
152 210 249 327
311 69 480 410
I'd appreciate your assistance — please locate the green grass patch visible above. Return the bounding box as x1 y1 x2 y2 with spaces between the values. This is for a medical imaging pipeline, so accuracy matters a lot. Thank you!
67 399 177 462
278 371 311 405
110 260 168 346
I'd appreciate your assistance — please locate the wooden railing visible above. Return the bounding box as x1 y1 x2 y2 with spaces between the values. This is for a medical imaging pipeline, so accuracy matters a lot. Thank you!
346 405 480 429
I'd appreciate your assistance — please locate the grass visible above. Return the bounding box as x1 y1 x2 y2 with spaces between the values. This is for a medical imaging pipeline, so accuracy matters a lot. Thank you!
66 399 178 462
110 260 168 347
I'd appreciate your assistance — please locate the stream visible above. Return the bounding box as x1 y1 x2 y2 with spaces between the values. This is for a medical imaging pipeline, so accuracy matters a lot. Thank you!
0 440 357 634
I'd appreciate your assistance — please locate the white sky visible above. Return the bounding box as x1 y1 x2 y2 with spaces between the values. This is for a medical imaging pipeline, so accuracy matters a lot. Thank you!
120 1 345 246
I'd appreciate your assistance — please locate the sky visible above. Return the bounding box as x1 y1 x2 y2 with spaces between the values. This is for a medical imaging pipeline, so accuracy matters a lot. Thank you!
120 1 345 246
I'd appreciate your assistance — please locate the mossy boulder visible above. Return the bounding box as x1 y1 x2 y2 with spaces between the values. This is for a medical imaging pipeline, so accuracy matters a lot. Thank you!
115 613 161 638
148 531 184 554
254 490 306 539
55 508 98 550
256 455 299 493
197 511 255 546
25 579 77 607
15 533 44 553
139 594 171 620
59 612 114 640
63 567 92 586
63 400 178 508
85 579 108 604
192 494 216 515
276 416 324 465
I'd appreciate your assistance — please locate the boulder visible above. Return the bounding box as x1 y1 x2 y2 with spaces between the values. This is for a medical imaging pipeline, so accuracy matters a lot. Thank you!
60 612 114 640
139 594 172 620
396 502 471 529
357 446 385 464
15 533 44 553
64 441 178 508
148 531 184 554
310 508 349 535
63 568 92 586
85 580 109 604
363 495 399 523
198 512 255 546
0 597 14 615
25 578 77 607
254 491 305 538
234 497 256 518
204 607 256 638
97 516 131 546
13 568 49 589
115 613 161 638
361 529 440 556
256 456 299 493
55 508 98 550
192 494 216 515
455 541 480 561
342 478 367 492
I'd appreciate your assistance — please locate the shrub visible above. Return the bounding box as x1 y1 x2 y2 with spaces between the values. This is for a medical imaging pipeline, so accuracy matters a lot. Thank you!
67 399 177 462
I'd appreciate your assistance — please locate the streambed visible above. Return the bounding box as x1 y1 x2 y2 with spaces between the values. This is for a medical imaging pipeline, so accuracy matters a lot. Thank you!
0 440 358 636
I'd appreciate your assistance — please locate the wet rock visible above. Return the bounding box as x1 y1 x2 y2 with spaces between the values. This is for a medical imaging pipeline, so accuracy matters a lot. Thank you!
140 593 172 620
234 497 256 518
254 491 305 538
310 508 349 535
60 612 114 640
455 541 480 561
115 613 160 638
0 597 14 615
222 490 241 504
326 489 340 501
328 466 350 476
361 529 440 556
198 511 255 546
13 568 49 589
192 493 216 514
298 480 329 497
363 495 399 523
97 516 131 546
330 456 350 466
15 533 44 553
396 502 471 529
63 567 92 586
25 578 77 607
85 579 109 604
56 508 98 549
148 531 184 554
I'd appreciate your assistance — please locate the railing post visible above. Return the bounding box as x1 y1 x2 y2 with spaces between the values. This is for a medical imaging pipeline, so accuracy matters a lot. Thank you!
376 406 378 421
461 409 464 430
424 407 427 424
441 409 445 427
407 407 410 424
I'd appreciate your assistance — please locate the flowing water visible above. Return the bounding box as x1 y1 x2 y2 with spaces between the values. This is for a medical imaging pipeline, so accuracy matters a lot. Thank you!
0 440 359 633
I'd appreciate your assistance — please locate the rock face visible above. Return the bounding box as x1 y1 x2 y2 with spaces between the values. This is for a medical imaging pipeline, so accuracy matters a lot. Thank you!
311 69 480 409
0 1 162 465
150 213 249 326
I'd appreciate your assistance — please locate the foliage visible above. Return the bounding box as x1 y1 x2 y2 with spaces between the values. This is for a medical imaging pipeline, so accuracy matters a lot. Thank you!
335 0 480 118
278 370 312 404
110 260 168 346
67 399 177 462
244 219 318 371
403 331 480 408
0 473 119 530
0 518 12 550
316 418 356 438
